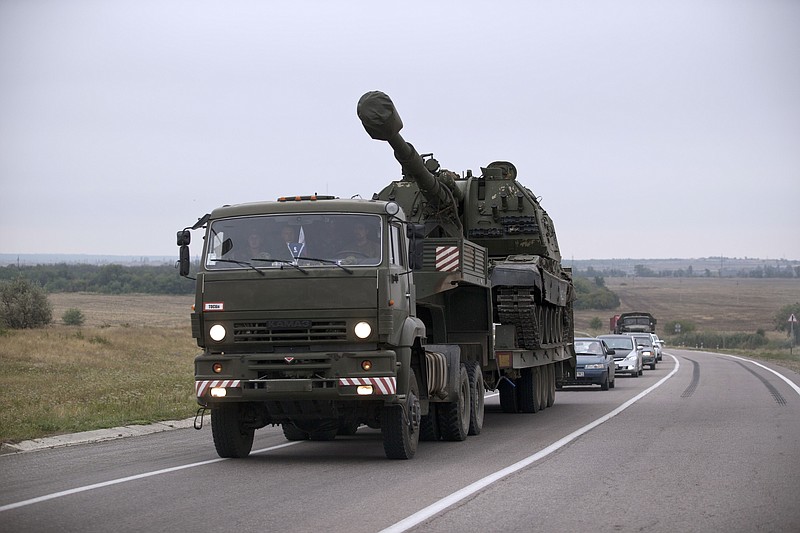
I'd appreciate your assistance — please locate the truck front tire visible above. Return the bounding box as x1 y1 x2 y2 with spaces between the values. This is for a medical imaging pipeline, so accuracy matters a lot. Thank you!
211 404 255 458
382 369 421 459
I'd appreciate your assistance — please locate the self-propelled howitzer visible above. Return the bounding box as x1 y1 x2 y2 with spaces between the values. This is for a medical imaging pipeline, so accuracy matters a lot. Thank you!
358 91 576 409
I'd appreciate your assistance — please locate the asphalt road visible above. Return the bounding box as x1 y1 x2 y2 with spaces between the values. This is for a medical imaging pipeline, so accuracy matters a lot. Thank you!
2 349 799 533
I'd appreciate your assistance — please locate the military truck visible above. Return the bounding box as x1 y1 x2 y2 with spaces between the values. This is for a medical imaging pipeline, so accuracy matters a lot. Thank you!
177 91 575 460
613 312 657 334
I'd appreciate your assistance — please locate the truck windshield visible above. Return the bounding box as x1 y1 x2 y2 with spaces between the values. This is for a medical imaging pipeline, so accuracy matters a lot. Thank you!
204 213 383 270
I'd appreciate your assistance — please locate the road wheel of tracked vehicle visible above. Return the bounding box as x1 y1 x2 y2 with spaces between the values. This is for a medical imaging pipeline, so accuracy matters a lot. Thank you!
382 369 420 459
211 404 255 458
282 423 309 441
419 403 440 441
438 364 470 441
546 364 556 407
517 367 539 413
465 361 485 436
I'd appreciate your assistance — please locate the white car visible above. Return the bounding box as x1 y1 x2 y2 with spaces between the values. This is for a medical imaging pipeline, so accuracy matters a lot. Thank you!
597 334 642 377
650 334 664 361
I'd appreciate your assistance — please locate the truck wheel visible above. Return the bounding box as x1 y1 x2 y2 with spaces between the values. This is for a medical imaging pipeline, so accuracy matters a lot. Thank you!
517 367 539 413
211 404 255 458
536 367 547 410
437 364 470 441
382 369 420 459
465 361 485 436
419 403 440 441
546 364 556 407
282 423 309 441
499 376 519 413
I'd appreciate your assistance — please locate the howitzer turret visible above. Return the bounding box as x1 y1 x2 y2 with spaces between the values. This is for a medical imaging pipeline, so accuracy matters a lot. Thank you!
359 90 574 355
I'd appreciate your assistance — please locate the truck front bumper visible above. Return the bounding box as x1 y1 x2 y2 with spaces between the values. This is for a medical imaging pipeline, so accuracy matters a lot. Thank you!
194 348 398 404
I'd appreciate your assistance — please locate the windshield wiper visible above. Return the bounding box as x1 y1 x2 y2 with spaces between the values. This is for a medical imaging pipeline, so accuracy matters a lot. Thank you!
210 258 265 276
299 256 354 274
251 258 308 274
251 257 354 274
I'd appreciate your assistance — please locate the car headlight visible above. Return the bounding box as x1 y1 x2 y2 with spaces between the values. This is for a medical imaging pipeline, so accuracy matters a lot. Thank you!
584 363 605 369
641 351 652 356
354 321 372 339
625 353 636 361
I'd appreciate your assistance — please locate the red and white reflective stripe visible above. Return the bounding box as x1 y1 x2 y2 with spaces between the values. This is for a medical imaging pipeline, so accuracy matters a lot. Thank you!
435 246 460 271
196 379 241 397
338 377 396 395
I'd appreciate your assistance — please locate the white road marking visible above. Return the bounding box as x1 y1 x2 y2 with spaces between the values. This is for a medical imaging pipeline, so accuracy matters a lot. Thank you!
0 441 303 513
378 355 681 533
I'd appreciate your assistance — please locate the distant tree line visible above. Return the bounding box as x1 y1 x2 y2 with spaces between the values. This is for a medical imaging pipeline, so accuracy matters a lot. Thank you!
0 263 194 294
574 264 800 279
573 276 621 310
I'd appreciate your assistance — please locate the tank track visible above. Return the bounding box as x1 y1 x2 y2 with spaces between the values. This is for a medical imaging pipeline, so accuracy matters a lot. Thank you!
496 286 568 350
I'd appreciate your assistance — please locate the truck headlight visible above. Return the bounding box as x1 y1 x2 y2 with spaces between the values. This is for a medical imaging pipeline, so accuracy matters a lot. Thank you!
354 321 372 339
209 324 226 341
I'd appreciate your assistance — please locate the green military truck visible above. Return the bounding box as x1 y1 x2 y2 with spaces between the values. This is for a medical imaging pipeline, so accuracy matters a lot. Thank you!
177 91 575 459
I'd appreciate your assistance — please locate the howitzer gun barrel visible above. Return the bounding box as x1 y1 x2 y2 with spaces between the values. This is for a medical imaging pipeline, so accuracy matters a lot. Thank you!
357 91 454 208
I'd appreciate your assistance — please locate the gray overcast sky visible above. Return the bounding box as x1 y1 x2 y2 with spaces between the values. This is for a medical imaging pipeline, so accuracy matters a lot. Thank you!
1 0 798 260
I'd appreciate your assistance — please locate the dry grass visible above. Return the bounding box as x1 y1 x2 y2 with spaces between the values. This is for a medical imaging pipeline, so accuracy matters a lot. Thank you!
0 293 197 444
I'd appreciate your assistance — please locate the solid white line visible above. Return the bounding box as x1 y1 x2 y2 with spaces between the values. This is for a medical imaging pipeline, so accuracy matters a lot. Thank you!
711 352 800 397
379 355 681 533
0 441 303 513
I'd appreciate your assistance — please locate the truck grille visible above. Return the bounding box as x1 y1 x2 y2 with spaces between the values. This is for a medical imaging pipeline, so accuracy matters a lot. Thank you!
233 320 347 343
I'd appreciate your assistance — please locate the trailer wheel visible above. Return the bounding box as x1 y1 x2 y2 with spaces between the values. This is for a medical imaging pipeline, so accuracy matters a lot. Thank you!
211 404 255 458
536 367 547 410
437 364 470 441
465 361 485 436
282 423 309 441
546 364 556 407
382 369 420 459
499 376 519 413
517 367 539 413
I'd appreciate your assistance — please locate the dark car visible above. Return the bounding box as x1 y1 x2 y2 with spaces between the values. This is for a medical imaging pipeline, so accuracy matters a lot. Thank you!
560 337 616 390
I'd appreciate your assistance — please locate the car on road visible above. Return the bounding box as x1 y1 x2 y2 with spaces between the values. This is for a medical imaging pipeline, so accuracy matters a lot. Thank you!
627 333 657 370
650 333 665 361
561 337 616 390
597 334 642 377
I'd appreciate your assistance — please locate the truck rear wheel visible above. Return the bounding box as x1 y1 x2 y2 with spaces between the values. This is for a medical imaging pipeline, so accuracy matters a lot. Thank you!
465 361 484 436
211 404 255 458
419 403 440 441
382 369 420 459
438 364 470 441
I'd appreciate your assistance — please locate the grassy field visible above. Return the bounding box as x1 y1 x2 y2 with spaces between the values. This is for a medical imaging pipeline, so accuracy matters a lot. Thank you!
0 294 197 445
1 280 798 445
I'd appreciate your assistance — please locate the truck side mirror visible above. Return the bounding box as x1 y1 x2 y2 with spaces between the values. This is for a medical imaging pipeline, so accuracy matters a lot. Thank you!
177 230 191 246
406 223 425 269
179 245 190 276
